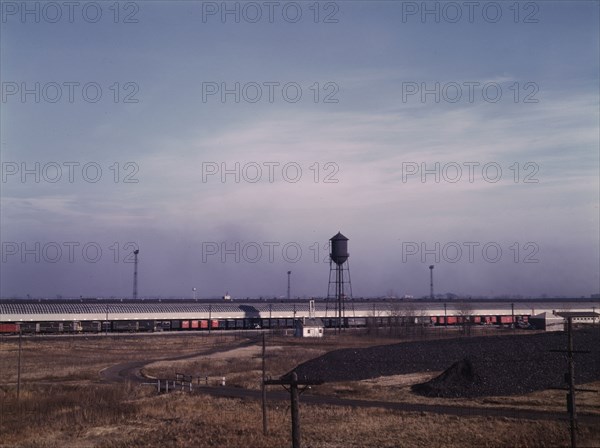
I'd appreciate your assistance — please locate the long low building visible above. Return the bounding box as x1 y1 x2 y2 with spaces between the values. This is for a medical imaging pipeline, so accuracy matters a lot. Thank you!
1 299 598 324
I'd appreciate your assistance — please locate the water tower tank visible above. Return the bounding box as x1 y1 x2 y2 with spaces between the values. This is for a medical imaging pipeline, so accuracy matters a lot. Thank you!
330 231 349 265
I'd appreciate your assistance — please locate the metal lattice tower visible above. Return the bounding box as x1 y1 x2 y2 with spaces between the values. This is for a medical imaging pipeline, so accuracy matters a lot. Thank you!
326 232 352 333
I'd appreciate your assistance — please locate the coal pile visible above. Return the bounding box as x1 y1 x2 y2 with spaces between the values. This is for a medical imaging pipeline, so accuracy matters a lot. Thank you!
412 358 478 397
290 328 600 398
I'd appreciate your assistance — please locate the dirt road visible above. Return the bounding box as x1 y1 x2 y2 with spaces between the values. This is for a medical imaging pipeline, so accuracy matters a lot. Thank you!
99 340 599 425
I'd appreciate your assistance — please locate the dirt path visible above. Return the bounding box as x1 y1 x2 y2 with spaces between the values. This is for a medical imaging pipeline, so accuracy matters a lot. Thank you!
99 338 599 425
99 337 260 383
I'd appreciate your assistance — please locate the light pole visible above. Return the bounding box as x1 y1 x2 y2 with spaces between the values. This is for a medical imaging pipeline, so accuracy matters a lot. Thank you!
511 302 515 329
192 287 197 300
429 265 434 300
132 249 139 300
444 302 447 328
105 303 109 335
287 271 292 300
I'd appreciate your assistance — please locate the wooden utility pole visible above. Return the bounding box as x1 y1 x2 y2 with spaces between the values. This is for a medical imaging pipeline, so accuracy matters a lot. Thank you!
290 373 300 447
17 328 22 400
262 333 268 435
264 371 323 448
551 312 598 448
562 316 578 448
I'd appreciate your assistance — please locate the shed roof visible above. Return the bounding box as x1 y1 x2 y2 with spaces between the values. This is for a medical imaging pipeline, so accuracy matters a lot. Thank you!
554 311 599 318
298 318 323 327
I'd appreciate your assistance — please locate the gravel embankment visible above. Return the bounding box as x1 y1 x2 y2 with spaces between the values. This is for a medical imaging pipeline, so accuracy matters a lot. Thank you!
289 328 600 397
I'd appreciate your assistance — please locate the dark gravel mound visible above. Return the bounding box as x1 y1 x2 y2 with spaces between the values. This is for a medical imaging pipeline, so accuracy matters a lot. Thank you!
412 358 478 397
290 329 600 398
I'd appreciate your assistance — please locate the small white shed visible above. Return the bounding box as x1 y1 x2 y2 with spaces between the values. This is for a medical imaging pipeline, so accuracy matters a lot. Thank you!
295 318 324 338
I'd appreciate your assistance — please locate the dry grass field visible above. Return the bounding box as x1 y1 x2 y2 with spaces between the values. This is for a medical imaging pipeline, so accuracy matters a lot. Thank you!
1 331 599 448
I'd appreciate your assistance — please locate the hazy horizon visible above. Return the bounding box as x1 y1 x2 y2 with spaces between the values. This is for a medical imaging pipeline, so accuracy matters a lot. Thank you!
2 1 599 299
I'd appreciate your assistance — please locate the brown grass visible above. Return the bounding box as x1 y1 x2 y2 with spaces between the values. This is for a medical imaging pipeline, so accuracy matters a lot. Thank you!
309 376 600 416
1 331 599 447
1 387 598 448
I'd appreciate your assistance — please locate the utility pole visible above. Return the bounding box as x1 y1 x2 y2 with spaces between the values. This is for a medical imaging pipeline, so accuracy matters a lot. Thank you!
264 371 323 448
551 312 598 448
287 271 291 300
262 333 268 435
17 328 22 400
290 373 300 447
567 317 577 448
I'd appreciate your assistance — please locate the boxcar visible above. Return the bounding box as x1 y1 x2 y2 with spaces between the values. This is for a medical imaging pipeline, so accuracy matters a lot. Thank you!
39 322 63 333
20 322 39 333
67 321 83 333
157 321 171 331
112 321 138 332
82 321 102 333
138 320 155 332
0 323 20 334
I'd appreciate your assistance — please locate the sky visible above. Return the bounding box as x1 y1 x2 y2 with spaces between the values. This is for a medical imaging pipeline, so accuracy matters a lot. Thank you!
1 1 599 300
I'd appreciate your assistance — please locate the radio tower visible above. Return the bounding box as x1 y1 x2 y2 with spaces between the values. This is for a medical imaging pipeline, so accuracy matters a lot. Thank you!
133 249 140 300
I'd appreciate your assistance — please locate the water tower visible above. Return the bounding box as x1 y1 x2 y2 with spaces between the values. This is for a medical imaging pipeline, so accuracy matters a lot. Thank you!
327 232 352 332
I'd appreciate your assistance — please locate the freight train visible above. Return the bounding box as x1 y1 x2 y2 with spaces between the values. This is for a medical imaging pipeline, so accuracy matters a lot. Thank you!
0 313 531 335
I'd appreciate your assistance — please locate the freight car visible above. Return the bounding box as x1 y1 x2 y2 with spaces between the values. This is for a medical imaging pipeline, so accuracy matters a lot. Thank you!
39 322 63 333
112 321 139 332
20 322 40 333
81 321 102 333
0 323 20 334
430 315 530 327
138 320 155 332
65 321 83 333
156 321 171 331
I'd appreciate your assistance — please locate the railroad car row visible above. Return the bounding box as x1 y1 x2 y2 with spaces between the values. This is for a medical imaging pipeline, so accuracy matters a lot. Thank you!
431 314 530 326
0 319 224 334
0 314 529 335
